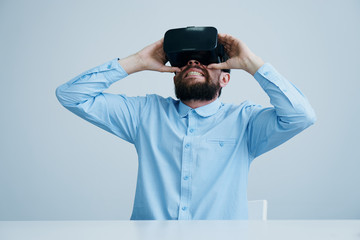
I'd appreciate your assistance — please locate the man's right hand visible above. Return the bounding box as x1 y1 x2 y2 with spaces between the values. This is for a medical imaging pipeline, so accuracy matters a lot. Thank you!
118 39 181 75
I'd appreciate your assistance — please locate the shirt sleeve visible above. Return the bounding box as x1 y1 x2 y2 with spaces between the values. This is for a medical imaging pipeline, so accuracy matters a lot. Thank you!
55 58 147 144
247 63 317 159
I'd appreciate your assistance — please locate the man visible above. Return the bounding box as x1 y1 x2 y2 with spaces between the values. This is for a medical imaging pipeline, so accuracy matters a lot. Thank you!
56 33 316 220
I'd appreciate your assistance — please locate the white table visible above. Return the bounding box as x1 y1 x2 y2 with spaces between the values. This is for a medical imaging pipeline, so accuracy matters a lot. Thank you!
1 220 359 240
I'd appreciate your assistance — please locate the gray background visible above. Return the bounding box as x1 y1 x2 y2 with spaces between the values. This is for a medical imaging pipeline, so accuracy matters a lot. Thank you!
0 0 359 220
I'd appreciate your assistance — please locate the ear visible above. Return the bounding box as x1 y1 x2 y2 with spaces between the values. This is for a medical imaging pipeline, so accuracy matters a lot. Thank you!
219 72 230 88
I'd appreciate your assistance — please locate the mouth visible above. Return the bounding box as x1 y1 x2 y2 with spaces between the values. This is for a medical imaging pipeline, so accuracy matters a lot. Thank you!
185 68 205 78
186 71 204 77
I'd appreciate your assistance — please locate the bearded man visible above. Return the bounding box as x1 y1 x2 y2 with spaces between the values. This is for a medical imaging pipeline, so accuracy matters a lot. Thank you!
56 31 316 220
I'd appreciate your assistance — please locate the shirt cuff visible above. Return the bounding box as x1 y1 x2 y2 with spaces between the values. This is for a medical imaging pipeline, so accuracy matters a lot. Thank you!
82 58 129 84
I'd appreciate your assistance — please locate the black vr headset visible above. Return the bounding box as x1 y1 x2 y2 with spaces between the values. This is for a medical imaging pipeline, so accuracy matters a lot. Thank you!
163 26 230 73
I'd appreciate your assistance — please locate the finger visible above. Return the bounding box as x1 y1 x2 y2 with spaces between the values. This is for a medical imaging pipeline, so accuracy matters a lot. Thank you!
218 33 236 46
207 62 229 70
149 38 165 53
154 38 164 46
159 66 181 73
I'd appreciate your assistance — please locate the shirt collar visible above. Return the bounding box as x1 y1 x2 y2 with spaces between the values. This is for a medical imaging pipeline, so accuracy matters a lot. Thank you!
178 98 222 118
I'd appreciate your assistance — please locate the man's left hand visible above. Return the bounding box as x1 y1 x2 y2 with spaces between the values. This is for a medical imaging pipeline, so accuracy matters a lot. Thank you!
207 33 265 76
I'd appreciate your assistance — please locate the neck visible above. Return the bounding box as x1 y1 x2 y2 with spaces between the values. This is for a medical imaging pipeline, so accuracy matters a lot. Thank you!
181 97 218 109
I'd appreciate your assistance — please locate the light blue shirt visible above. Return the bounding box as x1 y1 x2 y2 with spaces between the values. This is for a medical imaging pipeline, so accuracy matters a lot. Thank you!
56 58 316 220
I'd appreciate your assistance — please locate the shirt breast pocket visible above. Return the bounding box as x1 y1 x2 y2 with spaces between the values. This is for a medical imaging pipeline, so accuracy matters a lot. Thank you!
196 138 238 167
206 138 237 147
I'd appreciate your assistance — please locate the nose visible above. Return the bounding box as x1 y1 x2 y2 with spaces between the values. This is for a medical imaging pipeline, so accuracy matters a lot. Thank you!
187 60 201 66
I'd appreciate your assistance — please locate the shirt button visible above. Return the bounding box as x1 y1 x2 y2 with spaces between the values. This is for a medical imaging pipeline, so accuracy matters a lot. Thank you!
183 176 189 180
189 129 194 133
182 207 187 211
219 141 224 147
185 143 190 149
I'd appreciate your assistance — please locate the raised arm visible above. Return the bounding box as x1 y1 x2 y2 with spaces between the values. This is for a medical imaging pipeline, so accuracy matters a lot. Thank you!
210 34 316 159
55 39 179 143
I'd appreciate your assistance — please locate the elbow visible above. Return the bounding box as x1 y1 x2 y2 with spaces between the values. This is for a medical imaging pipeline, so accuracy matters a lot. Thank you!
55 85 66 106
279 107 317 130
55 84 73 107
303 106 317 127
294 107 317 130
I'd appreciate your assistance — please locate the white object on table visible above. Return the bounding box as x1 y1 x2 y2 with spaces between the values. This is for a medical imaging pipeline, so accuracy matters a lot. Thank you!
248 200 268 220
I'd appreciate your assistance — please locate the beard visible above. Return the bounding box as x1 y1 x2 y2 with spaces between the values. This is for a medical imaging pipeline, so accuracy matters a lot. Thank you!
174 66 221 101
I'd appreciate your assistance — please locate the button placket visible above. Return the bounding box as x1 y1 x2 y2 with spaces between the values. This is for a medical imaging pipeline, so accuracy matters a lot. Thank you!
187 110 196 136
178 110 195 220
